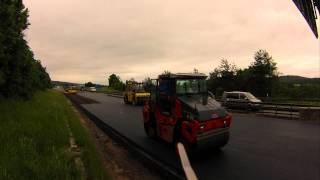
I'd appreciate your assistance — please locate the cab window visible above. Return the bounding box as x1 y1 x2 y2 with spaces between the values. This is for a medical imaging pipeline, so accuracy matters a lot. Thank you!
239 94 246 99
158 80 171 115
226 93 239 99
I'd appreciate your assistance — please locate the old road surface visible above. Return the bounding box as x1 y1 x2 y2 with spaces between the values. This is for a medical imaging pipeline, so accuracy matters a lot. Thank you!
77 92 320 180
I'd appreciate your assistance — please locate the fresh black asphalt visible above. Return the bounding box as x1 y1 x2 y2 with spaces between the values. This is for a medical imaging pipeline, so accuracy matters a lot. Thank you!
78 92 320 180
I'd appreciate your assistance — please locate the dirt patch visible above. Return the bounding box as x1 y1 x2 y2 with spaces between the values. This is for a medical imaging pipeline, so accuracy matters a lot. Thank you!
66 94 161 180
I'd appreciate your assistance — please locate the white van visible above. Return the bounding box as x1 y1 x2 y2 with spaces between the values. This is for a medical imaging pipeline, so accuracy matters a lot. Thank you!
88 87 96 92
221 91 262 110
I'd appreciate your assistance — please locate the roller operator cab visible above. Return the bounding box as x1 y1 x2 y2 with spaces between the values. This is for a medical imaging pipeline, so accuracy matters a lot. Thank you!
143 73 232 153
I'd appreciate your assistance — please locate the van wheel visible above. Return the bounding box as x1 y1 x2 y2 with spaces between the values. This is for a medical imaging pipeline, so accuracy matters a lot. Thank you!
124 96 129 104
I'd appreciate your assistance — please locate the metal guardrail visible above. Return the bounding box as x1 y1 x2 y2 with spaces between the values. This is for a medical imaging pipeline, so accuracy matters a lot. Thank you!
93 91 320 120
217 100 320 120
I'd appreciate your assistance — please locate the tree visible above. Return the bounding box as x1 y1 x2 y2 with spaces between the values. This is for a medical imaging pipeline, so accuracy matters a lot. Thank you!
108 74 121 87
108 74 125 91
0 0 51 98
143 77 153 92
248 49 278 97
236 68 251 91
162 70 171 75
207 59 238 96
84 82 95 87
32 60 52 90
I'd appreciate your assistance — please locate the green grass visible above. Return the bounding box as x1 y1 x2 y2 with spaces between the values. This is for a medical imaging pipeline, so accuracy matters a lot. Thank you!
0 90 109 180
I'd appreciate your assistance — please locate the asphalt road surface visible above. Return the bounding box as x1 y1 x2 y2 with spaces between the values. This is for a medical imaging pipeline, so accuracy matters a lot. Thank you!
78 92 320 180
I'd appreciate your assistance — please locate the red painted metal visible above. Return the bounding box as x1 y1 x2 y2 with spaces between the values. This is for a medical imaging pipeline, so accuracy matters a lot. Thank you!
142 102 150 123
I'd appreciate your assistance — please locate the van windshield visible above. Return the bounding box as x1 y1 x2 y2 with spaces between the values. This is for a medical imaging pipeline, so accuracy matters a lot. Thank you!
245 92 257 100
176 79 207 95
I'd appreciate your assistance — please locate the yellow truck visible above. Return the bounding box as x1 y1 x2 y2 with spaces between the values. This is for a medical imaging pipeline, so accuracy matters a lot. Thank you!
124 81 150 105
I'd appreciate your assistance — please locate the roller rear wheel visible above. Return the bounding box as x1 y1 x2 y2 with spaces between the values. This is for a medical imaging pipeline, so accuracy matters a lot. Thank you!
124 96 129 104
144 121 156 138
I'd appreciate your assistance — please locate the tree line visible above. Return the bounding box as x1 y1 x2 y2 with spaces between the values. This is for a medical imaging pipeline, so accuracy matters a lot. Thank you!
107 74 125 91
106 49 279 97
207 49 320 100
0 0 51 99
106 49 319 100
207 49 278 98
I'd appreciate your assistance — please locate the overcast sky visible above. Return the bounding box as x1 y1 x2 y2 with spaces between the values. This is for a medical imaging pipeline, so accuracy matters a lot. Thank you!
24 0 319 84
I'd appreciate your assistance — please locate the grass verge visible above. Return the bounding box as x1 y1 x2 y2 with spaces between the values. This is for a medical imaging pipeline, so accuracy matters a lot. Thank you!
0 90 109 179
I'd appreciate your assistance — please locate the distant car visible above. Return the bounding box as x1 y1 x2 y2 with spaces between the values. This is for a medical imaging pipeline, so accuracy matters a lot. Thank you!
88 87 96 92
221 91 262 111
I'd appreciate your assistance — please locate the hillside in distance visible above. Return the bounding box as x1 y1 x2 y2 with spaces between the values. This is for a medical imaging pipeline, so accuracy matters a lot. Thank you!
279 75 320 84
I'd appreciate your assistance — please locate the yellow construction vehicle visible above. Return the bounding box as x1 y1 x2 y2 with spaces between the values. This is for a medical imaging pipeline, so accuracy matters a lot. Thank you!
65 86 79 94
124 81 150 105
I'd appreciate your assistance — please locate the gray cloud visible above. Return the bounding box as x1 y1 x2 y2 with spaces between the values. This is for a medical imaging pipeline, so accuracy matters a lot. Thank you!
24 0 319 84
